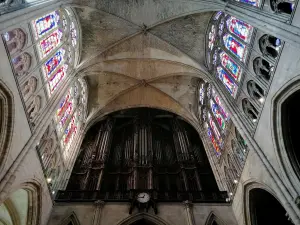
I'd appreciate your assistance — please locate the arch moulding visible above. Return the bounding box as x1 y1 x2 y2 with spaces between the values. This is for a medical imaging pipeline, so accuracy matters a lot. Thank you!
116 213 171 225
271 75 300 196
0 80 14 172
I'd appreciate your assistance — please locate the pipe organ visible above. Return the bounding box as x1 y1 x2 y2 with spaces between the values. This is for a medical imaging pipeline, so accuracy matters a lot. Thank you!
67 108 218 193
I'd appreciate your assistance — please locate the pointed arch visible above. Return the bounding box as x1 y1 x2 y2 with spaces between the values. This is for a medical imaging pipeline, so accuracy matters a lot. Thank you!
0 80 14 171
116 213 171 225
272 76 300 194
59 211 81 225
205 212 227 225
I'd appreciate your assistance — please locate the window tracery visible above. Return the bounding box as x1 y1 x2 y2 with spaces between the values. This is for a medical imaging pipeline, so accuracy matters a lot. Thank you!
198 83 230 156
259 34 282 59
270 0 295 14
253 57 273 81
206 12 254 98
247 80 265 103
242 98 258 122
54 80 86 161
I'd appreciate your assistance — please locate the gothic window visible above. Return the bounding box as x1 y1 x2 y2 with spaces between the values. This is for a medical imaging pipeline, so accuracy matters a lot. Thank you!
253 57 273 81
206 12 254 98
200 83 230 156
226 16 253 43
31 11 60 40
12 52 31 76
29 8 79 97
247 80 265 103
242 98 259 122
2 28 26 54
259 35 282 59
55 80 86 160
270 0 294 14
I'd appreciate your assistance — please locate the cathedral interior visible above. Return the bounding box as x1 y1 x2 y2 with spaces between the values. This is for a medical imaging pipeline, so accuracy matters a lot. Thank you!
1 0 300 225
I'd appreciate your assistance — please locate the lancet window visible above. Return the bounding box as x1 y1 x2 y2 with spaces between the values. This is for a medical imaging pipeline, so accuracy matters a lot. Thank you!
30 8 79 96
207 12 254 99
54 79 87 160
198 82 230 156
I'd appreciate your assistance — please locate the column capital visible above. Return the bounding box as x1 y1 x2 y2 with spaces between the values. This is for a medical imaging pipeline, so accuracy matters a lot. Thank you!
94 200 105 208
182 200 193 209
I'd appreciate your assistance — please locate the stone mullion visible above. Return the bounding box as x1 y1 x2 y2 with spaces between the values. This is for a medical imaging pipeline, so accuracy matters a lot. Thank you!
224 1 300 47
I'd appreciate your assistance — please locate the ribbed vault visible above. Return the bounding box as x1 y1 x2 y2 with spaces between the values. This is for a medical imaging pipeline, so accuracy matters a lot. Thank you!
71 0 218 126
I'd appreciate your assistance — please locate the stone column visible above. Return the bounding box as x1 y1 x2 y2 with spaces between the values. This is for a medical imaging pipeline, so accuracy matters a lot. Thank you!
224 1 300 47
183 200 195 225
92 200 105 225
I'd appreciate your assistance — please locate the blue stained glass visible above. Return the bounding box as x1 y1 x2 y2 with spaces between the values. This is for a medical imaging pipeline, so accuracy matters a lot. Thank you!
223 34 247 62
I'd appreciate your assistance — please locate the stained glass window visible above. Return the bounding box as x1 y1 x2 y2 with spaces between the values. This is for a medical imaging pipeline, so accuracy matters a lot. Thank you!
217 67 238 97
226 17 253 43
236 0 260 7
214 11 223 20
208 25 216 50
43 48 65 77
212 88 230 120
220 51 242 81
208 112 223 145
48 64 68 94
70 22 77 47
210 99 226 130
39 29 63 59
223 34 247 61
199 84 205 105
208 127 221 155
32 11 60 39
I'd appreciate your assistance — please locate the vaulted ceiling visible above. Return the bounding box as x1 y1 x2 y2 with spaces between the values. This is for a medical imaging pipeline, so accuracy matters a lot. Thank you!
71 0 218 127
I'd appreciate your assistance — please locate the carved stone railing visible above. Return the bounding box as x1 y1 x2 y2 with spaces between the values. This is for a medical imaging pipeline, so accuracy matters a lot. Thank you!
55 190 228 203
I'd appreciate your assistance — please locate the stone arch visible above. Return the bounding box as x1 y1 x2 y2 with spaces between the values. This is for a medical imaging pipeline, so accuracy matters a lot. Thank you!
116 213 171 225
272 77 300 192
0 80 14 170
12 52 32 76
270 0 294 14
3 28 27 55
1 182 41 225
242 99 258 122
59 211 81 225
247 80 265 102
259 34 282 59
253 57 273 81
243 182 293 225
205 212 227 225
21 76 37 101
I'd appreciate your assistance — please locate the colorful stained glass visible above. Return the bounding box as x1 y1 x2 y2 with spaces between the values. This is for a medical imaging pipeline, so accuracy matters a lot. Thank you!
48 64 68 94
43 49 65 77
226 17 253 43
32 11 60 39
70 22 77 47
219 18 225 36
207 127 221 155
210 99 226 130
208 25 216 50
223 34 247 61
62 115 77 145
56 93 71 119
217 67 238 97
236 0 259 7
220 51 242 81
39 29 63 59
212 88 230 120
214 11 223 20
199 84 205 104
208 112 222 143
